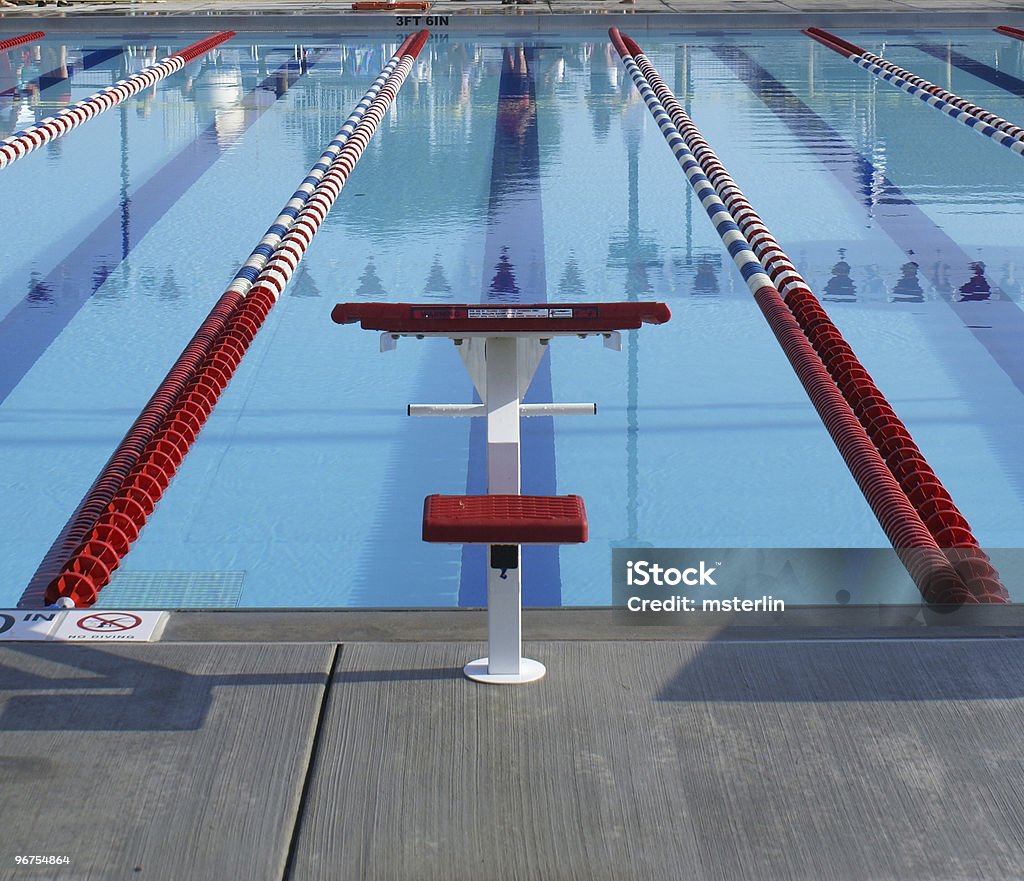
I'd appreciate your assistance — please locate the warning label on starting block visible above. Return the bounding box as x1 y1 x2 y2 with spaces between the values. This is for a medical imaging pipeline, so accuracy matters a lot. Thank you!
467 307 574 320
53 611 168 642
0 610 63 641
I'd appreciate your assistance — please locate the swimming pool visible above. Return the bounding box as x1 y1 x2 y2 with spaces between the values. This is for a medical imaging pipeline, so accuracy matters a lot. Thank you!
2 27 1024 608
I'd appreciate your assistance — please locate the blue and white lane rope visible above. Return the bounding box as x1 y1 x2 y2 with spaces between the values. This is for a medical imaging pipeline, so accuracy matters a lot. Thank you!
614 52 774 297
241 31 428 307
805 28 1024 157
609 29 971 602
852 57 1024 154
226 39 409 298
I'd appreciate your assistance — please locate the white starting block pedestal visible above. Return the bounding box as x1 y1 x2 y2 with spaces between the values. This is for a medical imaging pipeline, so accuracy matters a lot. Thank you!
332 302 671 684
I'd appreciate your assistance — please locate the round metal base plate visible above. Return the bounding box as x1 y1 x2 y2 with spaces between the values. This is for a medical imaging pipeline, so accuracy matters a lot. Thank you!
463 657 546 684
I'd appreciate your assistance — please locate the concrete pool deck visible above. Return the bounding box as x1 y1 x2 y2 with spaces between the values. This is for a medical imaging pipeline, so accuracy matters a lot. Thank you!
4 611 1024 880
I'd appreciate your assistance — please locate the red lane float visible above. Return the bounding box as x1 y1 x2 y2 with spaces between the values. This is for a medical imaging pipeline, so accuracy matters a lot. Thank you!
43 31 431 608
0 32 45 53
618 32 1006 602
996 25 1024 42
0 31 234 171
32 34 418 607
610 27 973 605
353 1 430 8
804 27 1024 155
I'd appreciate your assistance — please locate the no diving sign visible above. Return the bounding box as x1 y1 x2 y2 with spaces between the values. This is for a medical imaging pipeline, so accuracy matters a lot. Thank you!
54 611 167 642
77 612 143 632
1 610 167 642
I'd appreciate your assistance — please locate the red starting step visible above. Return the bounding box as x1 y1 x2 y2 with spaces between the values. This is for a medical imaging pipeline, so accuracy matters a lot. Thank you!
422 494 588 545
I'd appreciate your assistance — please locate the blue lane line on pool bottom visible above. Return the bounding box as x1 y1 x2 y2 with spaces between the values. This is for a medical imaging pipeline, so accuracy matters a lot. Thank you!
459 45 561 608
911 42 1024 100
0 54 323 407
711 44 1024 400
1 46 123 100
36 47 125 95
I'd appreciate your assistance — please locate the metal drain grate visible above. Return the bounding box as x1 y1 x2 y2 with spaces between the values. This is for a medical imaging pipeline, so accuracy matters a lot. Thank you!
95 571 245 609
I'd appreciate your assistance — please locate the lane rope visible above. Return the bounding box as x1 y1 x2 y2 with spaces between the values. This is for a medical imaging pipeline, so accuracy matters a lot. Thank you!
609 27 974 605
619 31 1007 603
31 36 412 607
805 27 1024 156
0 31 235 170
43 31 430 608
0 31 45 53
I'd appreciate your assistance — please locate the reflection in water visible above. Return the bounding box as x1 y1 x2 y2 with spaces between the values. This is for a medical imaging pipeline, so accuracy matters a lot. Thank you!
607 83 659 298
288 264 321 299
678 45 694 271
958 261 994 302
125 46 158 119
692 254 720 296
891 260 924 303
557 253 586 297
999 263 1022 301
355 257 386 298
119 98 131 260
160 268 182 301
0 39 346 414
609 76 654 544
0 48 18 142
26 272 53 307
823 249 856 303
0 48 16 103
861 264 885 299
931 257 953 299
488 247 520 300
586 42 621 142
422 253 451 299
491 46 537 204
483 46 545 304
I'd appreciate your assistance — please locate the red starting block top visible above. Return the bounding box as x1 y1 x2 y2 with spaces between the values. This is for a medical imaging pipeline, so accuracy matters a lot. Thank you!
423 494 588 544
332 302 670 334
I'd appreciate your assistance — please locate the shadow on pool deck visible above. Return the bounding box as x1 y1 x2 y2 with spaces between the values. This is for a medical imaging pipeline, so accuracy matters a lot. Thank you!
3 620 1024 880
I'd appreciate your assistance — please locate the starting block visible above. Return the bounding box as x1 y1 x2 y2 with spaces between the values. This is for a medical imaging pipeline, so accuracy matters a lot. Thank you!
333 301 670 683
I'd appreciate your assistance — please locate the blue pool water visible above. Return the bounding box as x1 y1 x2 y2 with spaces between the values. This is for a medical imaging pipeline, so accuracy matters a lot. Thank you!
2 28 1024 608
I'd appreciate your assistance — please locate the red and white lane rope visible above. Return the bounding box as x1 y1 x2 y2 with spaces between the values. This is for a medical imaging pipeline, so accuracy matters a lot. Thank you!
44 31 430 608
31 36 417 609
0 31 45 53
617 31 1007 603
805 27 1024 156
226 36 416 298
609 27 973 605
0 31 234 170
